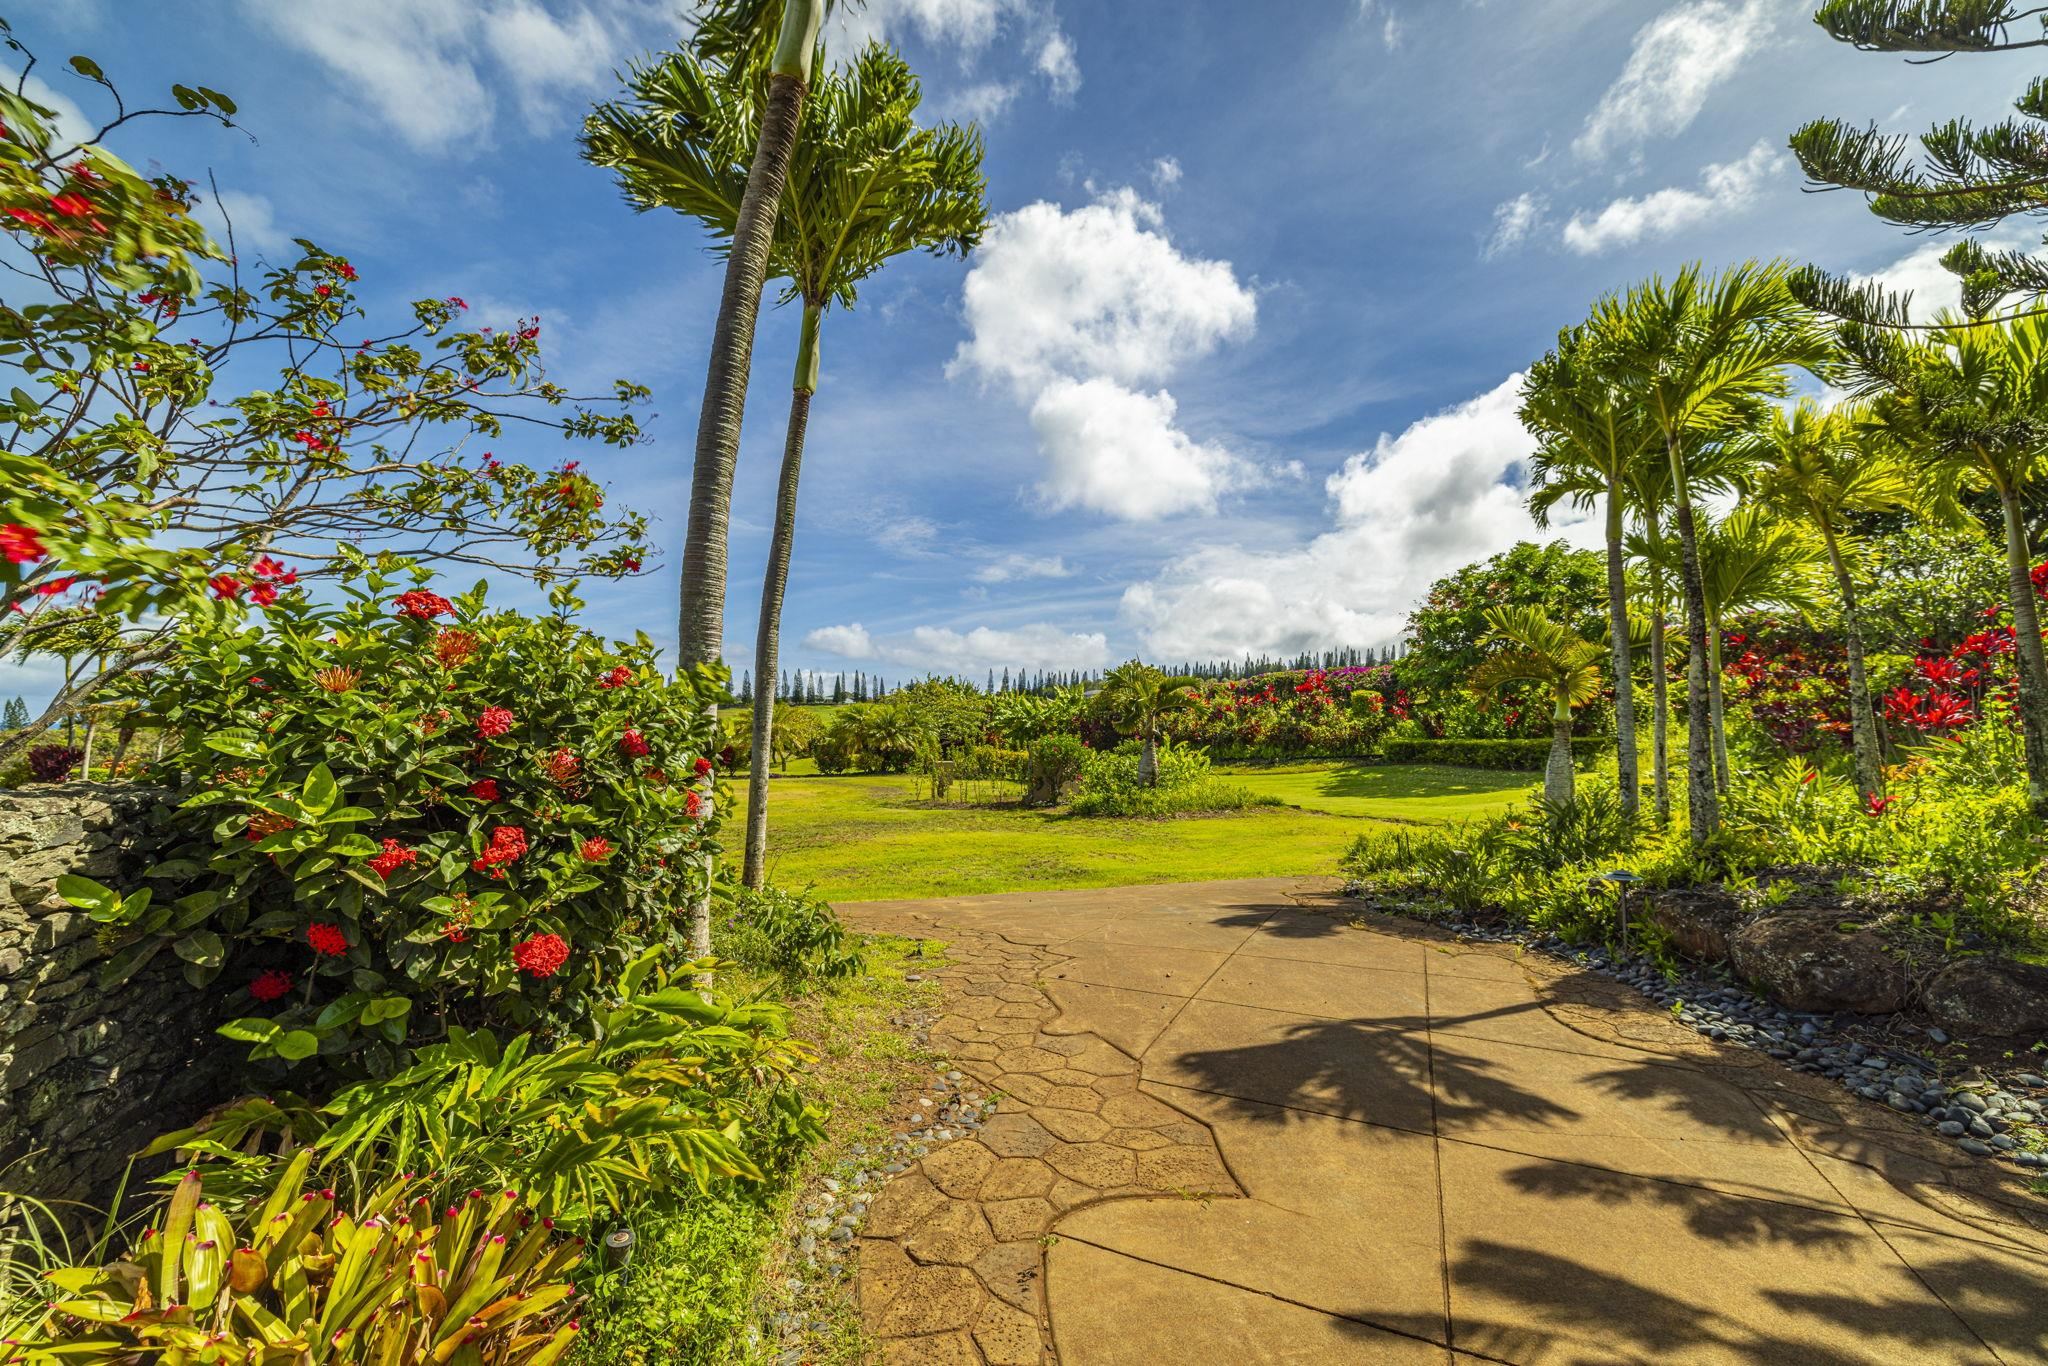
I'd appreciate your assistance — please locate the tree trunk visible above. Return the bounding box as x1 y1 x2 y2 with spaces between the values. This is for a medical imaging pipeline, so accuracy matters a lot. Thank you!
742 311 820 890
1666 437 1718 842
1646 520 1672 827
79 712 96 781
1545 693 1575 807
675 0 821 965
1708 607 1730 794
1603 478 1639 822
1822 528 1883 803
1999 485 2048 816
1139 730 1158 787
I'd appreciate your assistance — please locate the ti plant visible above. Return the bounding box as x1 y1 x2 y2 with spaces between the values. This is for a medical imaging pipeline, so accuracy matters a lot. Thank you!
5 1153 584 1364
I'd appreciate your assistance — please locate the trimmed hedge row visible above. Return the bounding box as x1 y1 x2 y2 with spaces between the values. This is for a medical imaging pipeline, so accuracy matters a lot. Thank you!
1380 737 1609 771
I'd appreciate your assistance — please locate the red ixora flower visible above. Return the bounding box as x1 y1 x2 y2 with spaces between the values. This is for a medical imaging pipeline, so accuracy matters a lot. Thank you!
1865 793 1894 817
620 556 641 573
209 574 243 600
512 932 569 979
472 824 529 875
598 665 633 689
692 756 713 777
366 838 419 880
248 969 296 1002
307 922 350 957
469 778 500 801
395 589 455 620
685 789 704 819
619 728 650 758
477 706 515 739
578 836 613 863
433 628 478 667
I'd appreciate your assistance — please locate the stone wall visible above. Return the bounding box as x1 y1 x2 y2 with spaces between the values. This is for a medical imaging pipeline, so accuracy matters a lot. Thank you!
0 783 231 1212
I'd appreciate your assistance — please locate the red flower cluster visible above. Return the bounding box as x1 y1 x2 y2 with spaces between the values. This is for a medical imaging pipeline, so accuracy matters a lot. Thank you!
1886 622 2021 738
307 922 350 957
394 590 455 620
468 778 500 801
433 628 478 668
1866 793 1895 817
540 747 581 786
366 838 419 880
245 809 296 842
512 931 569 979
598 665 633 689
249 969 296 1002
471 824 529 876
477 706 515 738
1 523 48 564
578 836 613 862
619 728 650 758
685 789 704 819
244 554 297 607
210 573 243 601
693 756 714 777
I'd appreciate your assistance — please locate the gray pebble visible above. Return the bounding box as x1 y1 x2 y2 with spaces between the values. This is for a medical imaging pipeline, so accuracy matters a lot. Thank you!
1960 1138 1994 1156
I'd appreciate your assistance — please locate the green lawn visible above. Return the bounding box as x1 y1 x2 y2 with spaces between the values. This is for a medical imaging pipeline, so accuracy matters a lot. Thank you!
735 760 1538 903
1216 761 1536 823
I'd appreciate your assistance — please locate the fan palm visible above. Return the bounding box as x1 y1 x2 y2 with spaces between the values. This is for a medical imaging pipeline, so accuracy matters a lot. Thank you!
1098 662 1197 787
1523 321 1661 822
1846 310 2048 813
1744 399 1932 801
1468 606 1606 806
1594 262 1831 840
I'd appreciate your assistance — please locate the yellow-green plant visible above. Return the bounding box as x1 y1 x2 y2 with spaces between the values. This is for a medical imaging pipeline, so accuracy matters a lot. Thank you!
7 1154 583 1363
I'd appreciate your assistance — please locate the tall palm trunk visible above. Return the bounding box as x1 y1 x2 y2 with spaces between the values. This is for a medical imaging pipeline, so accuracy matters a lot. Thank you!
1820 526 1883 802
1665 436 1719 841
1602 478 1640 822
1138 729 1159 787
1645 517 1673 826
742 304 821 890
1544 685 1576 806
79 710 96 782
1998 483 2048 816
676 0 822 959
1707 607 1730 794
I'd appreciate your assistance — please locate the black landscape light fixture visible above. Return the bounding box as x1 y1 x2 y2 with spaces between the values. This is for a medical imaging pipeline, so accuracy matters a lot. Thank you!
603 1226 635 1273
1594 869 1642 945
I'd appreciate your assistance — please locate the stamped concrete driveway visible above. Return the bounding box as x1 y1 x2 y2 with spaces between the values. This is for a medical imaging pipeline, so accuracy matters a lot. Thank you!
846 878 2048 1365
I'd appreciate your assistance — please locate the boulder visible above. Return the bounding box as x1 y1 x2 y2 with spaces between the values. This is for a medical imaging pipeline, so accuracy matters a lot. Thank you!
1729 911 1907 1015
1923 957 2048 1038
1648 885 1744 966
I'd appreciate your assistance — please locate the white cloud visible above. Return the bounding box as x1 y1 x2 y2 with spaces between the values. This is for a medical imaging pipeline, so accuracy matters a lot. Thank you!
1483 192 1545 259
1118 376 1600 659
1029 378 1253 520
832 0 1079 99
943 80 1020 122
972 553 1074 583
806 620 1111 672
242 0 623 153
1561 140 1782 255
1150 155 1182 189
198 189 290 256
1575 0 1776 161
1036 28 1081 100
803 623 876 659
1356 0 1402 49
875 516 941 555
950 186 1259 522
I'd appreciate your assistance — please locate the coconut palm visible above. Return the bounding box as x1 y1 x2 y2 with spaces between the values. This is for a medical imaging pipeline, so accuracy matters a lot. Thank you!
1468 606 1606 806
1523 321 1661 823
1744 399 1930 801
1098 662 1197 787
1594 262 1831 841
1847 310 2048 813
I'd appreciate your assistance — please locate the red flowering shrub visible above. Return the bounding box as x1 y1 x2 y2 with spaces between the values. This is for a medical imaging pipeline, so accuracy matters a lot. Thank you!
1722 618 1855 755
1878 560 2047 742
26 743 83 781
63 565 724 1074
394 589 454 620
1164 667 1403 759
248 969 295 1002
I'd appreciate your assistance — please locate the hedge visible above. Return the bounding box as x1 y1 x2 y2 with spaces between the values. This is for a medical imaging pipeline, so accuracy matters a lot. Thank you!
1379 737 1609 771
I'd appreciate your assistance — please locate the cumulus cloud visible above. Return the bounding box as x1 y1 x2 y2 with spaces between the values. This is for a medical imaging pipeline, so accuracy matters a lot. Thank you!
1118 376 1600 659
804 621 1110 672
950 186 1259 521
1483 192 1545 259
831 0 1078 100
242 0 623 152
972 553 1074 583
1575 0 1776 161
1035 28 1081 100
1561 140 1782 255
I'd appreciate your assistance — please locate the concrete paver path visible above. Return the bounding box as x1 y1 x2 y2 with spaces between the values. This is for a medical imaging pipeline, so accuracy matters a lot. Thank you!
845 878 2048 1365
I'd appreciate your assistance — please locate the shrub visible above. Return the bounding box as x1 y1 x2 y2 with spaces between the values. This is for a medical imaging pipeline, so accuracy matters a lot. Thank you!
573 1187 780 1366
1023 735 1087 806
10 1157 585 1363
1068 742 1276 817
1165 667 1405 759
63 561 724 1078
716 884 865 987
26 743 82 782
1379 736 1608 770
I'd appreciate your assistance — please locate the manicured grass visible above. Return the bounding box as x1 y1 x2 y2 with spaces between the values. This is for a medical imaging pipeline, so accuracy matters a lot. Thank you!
736 770 1387 902
1215 761 1537 823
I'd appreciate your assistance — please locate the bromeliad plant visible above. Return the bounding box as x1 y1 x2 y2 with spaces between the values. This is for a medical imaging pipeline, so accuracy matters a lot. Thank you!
61 556 727 1076
7 1155 584 1364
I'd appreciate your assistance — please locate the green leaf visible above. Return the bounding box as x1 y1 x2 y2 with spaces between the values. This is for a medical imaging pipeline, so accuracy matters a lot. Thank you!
67 54 104 80
326 834 379 858
302 763 338 816
315 992 369 1031
323 806 374 825
55 874 118 916
204 729 265 761
197 86 238 116
360 996 412 1025
218 1017 283 1045
172 930 223 967
170 82 201 110
274 1030 320 1062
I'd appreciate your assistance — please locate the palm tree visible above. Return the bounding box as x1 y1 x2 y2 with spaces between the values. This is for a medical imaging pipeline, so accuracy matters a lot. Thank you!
1694 506 1828 791
1098 662 1196 787
1523 321 1661 823
1468 606 1605 806
1744 399 1929 801
1848 311 2048 813
1595 263 1831 841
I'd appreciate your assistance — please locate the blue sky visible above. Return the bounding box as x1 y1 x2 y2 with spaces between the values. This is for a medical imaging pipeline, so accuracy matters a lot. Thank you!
5 0 2042 705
